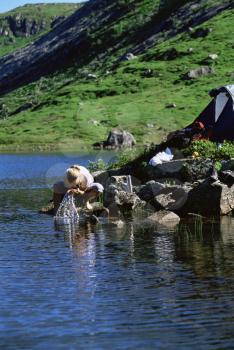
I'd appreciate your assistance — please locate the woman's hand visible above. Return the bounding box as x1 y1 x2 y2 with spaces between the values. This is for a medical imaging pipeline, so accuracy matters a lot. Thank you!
67 188 85 195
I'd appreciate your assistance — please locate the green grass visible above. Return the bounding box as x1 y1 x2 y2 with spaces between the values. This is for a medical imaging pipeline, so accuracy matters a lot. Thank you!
0 2 233 150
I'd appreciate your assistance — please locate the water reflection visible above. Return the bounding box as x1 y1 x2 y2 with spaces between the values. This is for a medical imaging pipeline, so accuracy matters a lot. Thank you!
1 153 234 349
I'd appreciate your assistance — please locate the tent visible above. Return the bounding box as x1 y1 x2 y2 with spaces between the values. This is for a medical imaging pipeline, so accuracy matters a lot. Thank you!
191 85 234 142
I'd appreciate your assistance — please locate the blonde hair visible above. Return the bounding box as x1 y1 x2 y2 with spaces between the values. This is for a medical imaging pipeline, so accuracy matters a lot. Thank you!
65 165 87 190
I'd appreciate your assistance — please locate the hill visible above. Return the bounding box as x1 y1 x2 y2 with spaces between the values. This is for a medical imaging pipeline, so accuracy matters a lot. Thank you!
0 0 233 150
0 3 83 58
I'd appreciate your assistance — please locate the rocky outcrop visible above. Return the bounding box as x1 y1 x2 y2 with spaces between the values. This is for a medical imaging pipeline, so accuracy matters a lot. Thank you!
184 179 234 216
143 158 214 182
104 175 145 215
184 66 214 80
5 15 47 37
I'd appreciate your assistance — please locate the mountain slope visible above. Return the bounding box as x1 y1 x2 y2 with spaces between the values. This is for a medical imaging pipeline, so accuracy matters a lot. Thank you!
0 0 232 96
0 0 233 149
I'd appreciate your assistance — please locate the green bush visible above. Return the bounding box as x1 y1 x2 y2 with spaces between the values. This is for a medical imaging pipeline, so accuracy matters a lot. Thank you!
183 140 234 160
88 159 107 172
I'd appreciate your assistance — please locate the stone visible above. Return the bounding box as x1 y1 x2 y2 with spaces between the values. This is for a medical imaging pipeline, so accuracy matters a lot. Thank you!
145 158 214 182
184 66 214 79
182 180 234 216
93 169 121 187
190 27 212 38
104 129 136 148
208 53 218 60
89 119 100 126
87 73 97 79
143 69 154 77
104 176 144 215
105 175 133 193
159 48 180 60
219 171 234 187
153 185 190 211
166 103 176 108
136 181 165 202
145 210 180 227
123 53 137 61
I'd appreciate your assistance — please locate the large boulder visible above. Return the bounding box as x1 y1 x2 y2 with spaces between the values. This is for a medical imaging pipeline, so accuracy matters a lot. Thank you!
105 129 136 148
104 176 144 215
135 180 165 202
182 180 234 216
144 158 213 182
93 129 136 149
145 178 234 216
144 210 180 228
154 185 191 211
184 66 214 79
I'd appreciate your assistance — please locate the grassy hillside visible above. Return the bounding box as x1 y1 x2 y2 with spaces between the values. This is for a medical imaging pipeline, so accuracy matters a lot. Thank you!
0 3 83 58
0 1 233 150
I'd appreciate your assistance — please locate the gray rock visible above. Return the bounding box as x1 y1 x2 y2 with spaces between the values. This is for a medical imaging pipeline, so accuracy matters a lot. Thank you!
104 129 136 148
161 48 180 60
123 53 137 61
208 53 218 60
87 73 97 80
104 176 144 215
184 66 214 79
182 180 234 216
93 169 121 187
145 158 213 182
145 210 180 227
136 181 165 202
154 185 190 211
166 103 177 108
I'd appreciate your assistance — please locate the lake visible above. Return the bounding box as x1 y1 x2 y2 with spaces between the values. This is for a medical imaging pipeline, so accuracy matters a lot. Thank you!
0 153 234 349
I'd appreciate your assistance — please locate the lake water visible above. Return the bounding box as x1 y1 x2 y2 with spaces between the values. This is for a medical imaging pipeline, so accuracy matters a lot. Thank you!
0 153 234 350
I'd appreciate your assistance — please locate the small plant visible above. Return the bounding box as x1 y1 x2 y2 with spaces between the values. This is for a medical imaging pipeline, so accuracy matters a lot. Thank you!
183 140 234 160
108 148 141 169
88 158 107 172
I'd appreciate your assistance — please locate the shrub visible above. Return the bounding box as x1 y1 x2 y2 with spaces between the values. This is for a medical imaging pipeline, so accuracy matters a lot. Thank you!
183 140 234 160
88 159 107 172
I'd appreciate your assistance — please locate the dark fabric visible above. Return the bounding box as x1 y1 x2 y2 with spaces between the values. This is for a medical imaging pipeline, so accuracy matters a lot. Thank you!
188 86 234 142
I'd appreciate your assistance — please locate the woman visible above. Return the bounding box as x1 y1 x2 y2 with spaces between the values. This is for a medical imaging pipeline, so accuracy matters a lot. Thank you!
53 165 104 213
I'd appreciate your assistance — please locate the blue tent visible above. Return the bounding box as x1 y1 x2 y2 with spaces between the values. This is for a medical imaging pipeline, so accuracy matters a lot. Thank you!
193 85 234 142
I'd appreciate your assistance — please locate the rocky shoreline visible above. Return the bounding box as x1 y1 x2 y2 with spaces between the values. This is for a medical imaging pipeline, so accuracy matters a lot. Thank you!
92 157 234 227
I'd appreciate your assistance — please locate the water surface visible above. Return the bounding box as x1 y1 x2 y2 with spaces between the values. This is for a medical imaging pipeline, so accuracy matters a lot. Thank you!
0 153 234 349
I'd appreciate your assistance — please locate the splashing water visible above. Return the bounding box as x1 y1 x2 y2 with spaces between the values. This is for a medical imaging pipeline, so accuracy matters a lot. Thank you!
54 193 79 225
